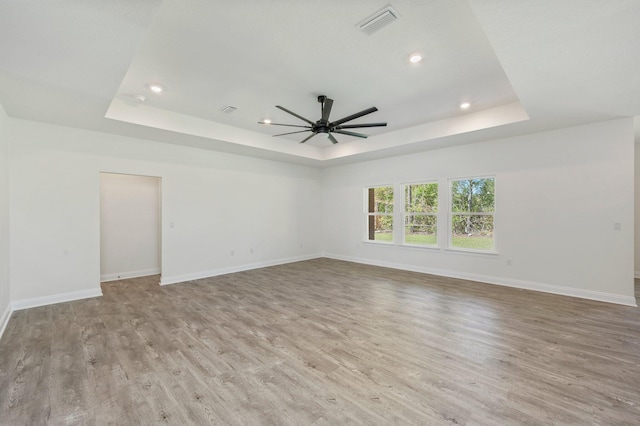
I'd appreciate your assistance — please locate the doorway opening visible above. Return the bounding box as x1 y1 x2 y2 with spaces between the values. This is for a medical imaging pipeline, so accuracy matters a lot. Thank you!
99 172 161 283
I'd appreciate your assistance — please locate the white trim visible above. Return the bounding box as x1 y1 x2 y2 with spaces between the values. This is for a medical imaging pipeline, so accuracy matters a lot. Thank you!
361 240 395 246
448 176 496 253
398 243 440 251
160 254 322 286
444 247 499 256
0 303 12 341
322 253 638 307
101 268 161 282
12 288 103 311
364 184 394 243
401 181 439 247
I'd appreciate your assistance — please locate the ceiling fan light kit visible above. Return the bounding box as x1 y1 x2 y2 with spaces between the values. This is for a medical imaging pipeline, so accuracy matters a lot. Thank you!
259 95 387 144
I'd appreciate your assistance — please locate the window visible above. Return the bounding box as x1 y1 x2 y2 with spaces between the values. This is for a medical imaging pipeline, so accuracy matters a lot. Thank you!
403 182 438 246
365 186 393 242
450 177 495 251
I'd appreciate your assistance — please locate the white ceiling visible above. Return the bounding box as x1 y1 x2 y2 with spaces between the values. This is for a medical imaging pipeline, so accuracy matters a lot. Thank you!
0 0 638 167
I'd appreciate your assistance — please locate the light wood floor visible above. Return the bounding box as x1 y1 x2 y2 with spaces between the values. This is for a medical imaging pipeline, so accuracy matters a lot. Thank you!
1 259 639 425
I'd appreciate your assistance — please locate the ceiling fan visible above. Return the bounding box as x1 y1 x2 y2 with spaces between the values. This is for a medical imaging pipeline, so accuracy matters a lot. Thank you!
259 95 387 144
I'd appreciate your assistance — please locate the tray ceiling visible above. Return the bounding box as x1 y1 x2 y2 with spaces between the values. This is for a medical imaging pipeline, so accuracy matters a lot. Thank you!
0 1 638 166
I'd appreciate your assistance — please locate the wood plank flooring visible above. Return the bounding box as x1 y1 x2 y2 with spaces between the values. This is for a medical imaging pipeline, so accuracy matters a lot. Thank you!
1 258 639 425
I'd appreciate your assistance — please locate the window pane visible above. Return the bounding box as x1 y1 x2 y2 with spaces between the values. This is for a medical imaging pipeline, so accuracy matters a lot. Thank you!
368 214 393 241
451 178 495 213
368 186 393 213
367 186 394 242
404 215 437 245
451 214 494 250
405 182 438 213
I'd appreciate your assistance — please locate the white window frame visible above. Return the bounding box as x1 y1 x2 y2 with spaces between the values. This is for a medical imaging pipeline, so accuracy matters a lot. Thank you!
364 185 394 244
401 181 438 248
448 176 497 253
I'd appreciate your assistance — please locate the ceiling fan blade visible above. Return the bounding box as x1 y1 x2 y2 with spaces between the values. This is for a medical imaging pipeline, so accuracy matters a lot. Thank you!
330 106 378 127
321 98 333 122
273 130 312 137
258 122 311 129
327 133 339 144
276 105 315 125
334 122 387 129
299 132 317 144
334 130 368 138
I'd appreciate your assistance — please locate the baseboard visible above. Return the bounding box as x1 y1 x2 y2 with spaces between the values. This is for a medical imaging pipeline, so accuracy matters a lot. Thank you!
12 287 103 311
323 253 638 307
101 268 161 282
0 303 11 341
160 254 322 286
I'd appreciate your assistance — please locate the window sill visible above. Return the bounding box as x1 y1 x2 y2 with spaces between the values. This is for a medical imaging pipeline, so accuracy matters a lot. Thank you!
444 247 499 256
362 240 395 246
361 241 499 256
399 244 440 252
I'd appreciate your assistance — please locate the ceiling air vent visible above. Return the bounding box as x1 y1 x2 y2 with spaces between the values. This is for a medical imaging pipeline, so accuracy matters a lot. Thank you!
220 105 237 114
358 5 399 35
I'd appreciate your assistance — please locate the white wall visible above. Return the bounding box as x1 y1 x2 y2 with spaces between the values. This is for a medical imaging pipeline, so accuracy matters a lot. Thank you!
0 100 10 333
635 134 640 278
100 173 161 281
9 119 321 307
5 116 636 309
321 119 636 306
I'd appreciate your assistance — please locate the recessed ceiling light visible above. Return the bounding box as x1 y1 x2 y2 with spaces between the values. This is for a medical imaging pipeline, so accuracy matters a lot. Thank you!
409 54 423 64
133 94 146 102
149 84 163 93
263 119 272 124
460 102 471 109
